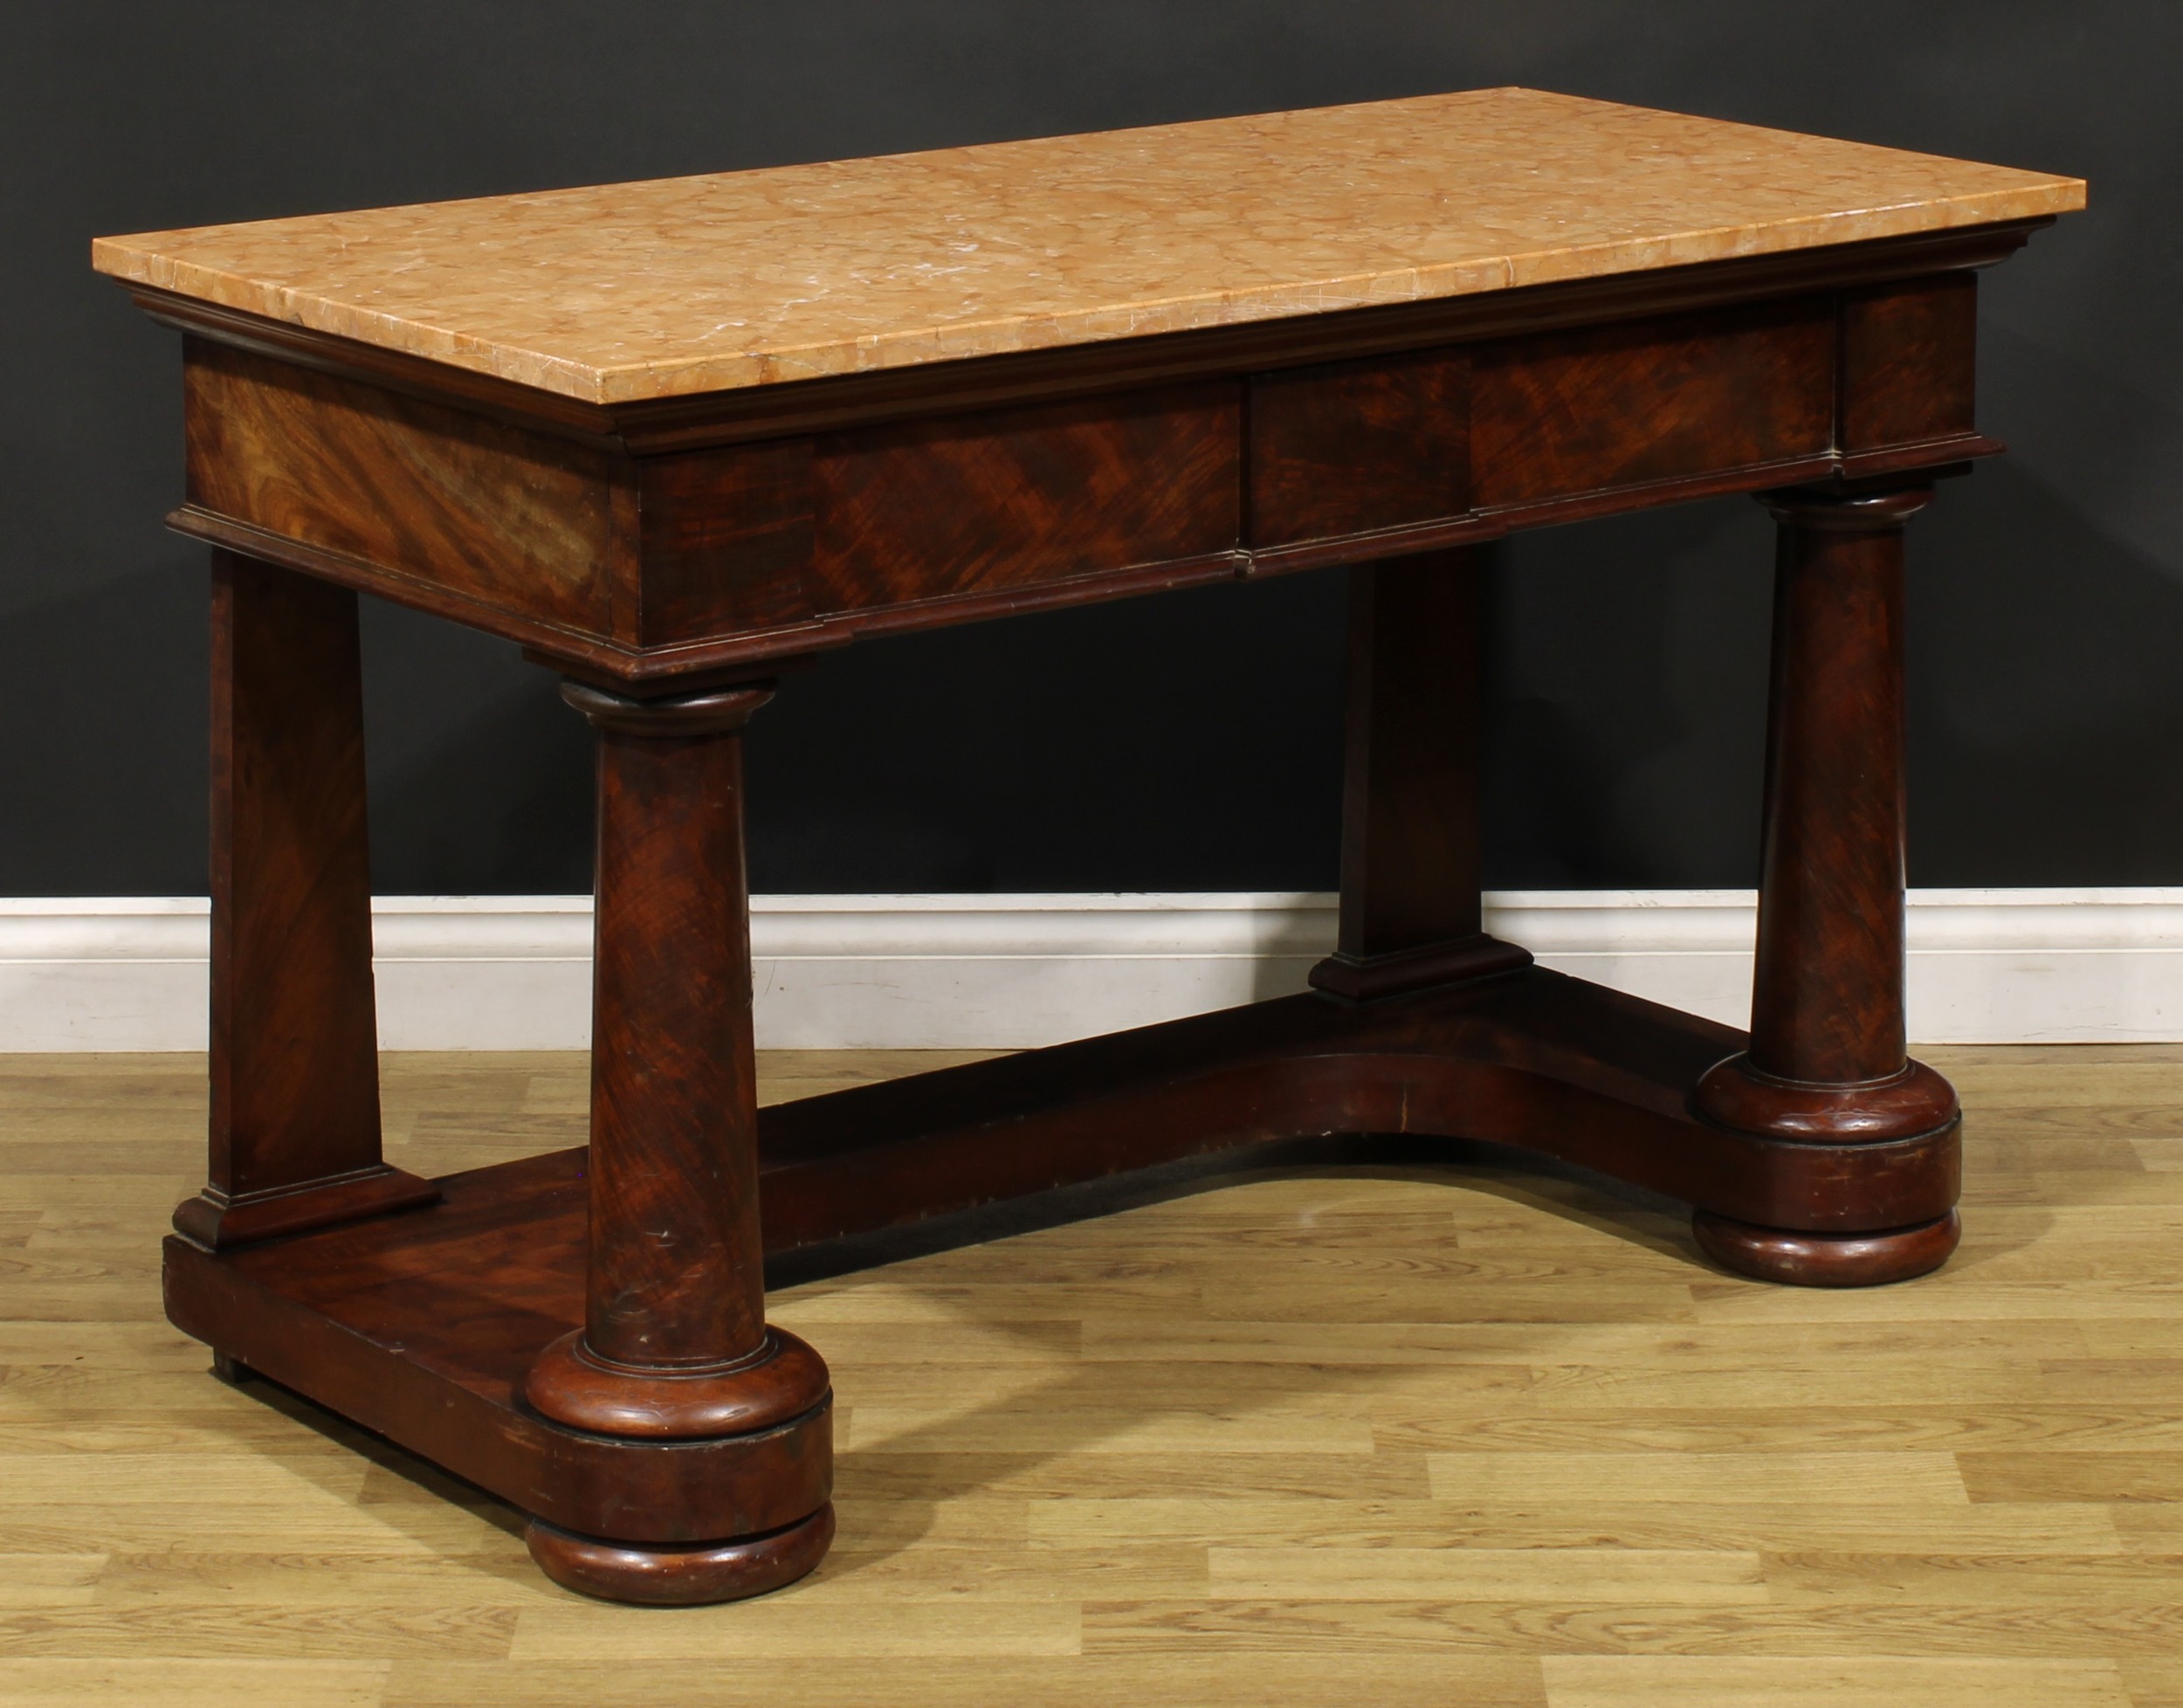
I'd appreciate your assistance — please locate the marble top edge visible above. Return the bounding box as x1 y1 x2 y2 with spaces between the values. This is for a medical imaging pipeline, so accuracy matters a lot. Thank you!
93 88 2085 407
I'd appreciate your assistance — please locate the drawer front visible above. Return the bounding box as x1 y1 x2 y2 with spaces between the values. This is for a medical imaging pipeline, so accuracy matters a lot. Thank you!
808 382 1241 615
1247 348 1470 548
1470 298 1836 509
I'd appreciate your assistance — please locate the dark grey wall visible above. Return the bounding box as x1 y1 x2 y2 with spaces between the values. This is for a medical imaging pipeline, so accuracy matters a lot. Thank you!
4 3 2170 896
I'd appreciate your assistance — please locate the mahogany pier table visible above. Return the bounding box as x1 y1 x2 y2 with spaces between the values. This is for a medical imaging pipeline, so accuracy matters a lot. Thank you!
93 89 2083 1604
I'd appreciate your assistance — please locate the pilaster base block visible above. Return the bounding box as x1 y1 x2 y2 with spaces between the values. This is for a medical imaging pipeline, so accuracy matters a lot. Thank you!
526 1504 837 1606
1310 933 1533 1002
172 1165 441 1250
522 1327 830 1439
1693 1208 1960 1287
1691 1052 1959 1143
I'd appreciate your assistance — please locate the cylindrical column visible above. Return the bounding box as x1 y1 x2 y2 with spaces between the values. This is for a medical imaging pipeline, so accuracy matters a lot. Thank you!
1691 484 1960 1285
581 682 769 1372
521 679 832 1605
1750 486 1918 1085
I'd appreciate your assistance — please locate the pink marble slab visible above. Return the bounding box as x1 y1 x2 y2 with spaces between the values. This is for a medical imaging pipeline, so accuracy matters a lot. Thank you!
93 87 2083 406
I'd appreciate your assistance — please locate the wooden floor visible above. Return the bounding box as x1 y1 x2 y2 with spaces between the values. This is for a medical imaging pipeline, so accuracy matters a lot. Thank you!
0 1045 2179 1705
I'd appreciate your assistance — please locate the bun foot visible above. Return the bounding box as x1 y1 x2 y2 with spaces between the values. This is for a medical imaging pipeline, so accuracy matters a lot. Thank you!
526 1503 836 1606
1693 1208 1959 1287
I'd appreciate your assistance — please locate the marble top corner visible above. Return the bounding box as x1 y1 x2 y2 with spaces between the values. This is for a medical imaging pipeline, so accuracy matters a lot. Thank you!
93 88 2083 406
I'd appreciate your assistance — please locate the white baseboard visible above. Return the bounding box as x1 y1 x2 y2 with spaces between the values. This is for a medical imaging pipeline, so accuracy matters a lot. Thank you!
2 889 2180 1051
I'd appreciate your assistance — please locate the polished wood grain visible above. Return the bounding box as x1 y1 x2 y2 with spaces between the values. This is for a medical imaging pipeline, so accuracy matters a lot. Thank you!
1692 485 1960 1282
1743 486 1925 1090
185 340 624 637
162 952 1959 1268
809 383 1240 615
635 442 814 644
561 685 775 1373
1748 487 1924 1090
1471 299 1835 509
155 953 1962 1602
1247 350 1469 548
127 167 2069 1613
163 1154 831 1550
176 551 434 1250
513 682 832 1601
3 1045 2176 1705
1309 549 1531 1001
1692 1206 1965 1288
1840 273 1979 453
164 487 1978 1599
147 225 2045 691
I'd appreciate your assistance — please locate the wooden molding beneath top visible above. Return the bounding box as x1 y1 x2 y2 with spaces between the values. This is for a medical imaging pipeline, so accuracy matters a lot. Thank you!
2 888 2179 1051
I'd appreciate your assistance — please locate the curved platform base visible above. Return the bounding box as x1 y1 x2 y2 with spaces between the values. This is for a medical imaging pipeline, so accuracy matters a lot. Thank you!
162 967 1962 1603
1693 1207 1961 1287
527 1504 836 1606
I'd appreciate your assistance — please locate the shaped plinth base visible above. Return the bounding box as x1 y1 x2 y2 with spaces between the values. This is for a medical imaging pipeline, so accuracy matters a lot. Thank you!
162 967 1963 1603
522 1327 829 1440
1691 1052 1958 1144
527 1505 837 1606
1308 933 1533 1002
1693 1207 1961 1287
173 1164 440 1249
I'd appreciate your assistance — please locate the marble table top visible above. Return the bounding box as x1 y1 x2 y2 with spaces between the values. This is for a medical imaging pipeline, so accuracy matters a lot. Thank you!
93 88 2083 406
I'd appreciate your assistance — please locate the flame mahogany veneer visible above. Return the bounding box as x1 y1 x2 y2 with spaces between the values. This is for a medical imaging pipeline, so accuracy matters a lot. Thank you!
127 188 2064 1604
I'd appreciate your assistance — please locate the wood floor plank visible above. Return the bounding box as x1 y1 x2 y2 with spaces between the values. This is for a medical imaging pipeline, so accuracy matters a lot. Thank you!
1539 1656 2134 1708
380 1655 1549 1708
508 1597 1081 1660
1957 1452 2183 1505
830 1448 1436 1501
1206 1545 1769 1602
1425 1450 1971 1505
0 1601 515 1660
1760 1548 2183 1604
1376 1404 2183 1453
0 1660 390 1708
1078 1598 2183 1658
0 1043 2176 1698
2119 1657 2183 1708
1024 1498 2126 1553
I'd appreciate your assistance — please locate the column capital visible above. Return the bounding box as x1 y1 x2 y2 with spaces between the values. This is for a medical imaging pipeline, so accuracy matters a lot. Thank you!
561 678 775 737
1756 481 1933 531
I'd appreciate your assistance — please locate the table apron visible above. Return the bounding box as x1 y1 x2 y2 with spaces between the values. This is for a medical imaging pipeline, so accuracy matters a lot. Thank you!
170 265 1992 689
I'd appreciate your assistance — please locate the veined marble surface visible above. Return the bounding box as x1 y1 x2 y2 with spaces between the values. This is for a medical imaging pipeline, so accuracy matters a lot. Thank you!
93 88 2083 406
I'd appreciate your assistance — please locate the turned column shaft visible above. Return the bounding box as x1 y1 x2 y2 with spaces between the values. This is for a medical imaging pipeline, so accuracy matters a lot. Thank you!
522 678 835 1600
575 683 772 1372
1746 487 1925 1086
1691 482 1959 1278
1692 481 1957 1154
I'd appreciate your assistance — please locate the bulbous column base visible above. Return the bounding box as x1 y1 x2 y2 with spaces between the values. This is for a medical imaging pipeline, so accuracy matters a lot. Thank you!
527 1504 837 1606
518 1326 836 1602
1693 1207 1960 1287
522 1326 829 1439
1691 1053 1959 1144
